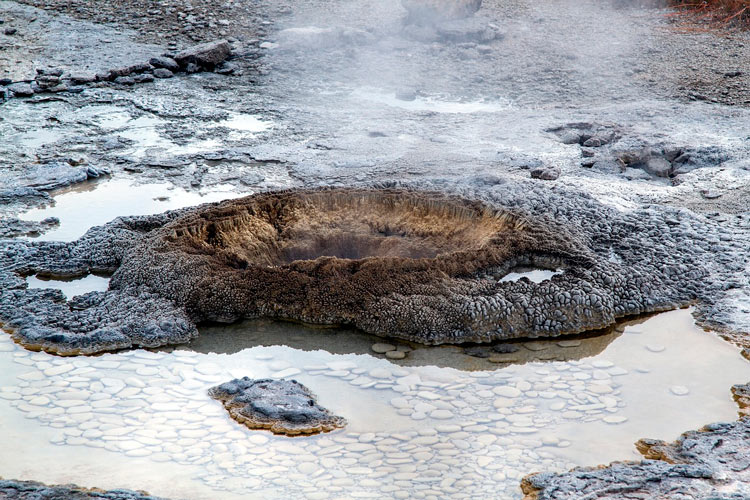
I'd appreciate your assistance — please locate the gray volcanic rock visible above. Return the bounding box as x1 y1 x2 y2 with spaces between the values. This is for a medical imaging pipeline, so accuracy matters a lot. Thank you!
208 377 346 435
0 217 59 238
521 417 750 499
0 478 164 499
22 162 108 191
530 166 560 181
149 56 180 72
8 82 34 97
174 40 231 70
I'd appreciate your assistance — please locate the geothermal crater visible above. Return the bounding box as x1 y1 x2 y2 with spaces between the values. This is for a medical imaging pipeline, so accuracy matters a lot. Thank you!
1 187 694 355
110 187 629 345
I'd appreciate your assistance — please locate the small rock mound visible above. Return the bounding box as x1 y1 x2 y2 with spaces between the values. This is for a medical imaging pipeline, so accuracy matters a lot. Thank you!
0 478 164 500
209 377 346 436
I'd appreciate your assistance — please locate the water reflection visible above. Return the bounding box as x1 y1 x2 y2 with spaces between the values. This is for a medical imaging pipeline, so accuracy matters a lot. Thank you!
18 178 242 242
25 273 110 299
190 316 657 371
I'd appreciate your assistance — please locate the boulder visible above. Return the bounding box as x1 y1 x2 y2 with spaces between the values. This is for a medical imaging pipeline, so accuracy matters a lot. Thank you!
174 40 231 70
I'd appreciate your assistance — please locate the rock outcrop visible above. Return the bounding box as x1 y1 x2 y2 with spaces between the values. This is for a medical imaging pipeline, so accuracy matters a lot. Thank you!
521 416 750 500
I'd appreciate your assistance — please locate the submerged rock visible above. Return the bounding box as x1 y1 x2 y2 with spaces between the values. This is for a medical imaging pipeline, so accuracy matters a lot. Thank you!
208 377 346 436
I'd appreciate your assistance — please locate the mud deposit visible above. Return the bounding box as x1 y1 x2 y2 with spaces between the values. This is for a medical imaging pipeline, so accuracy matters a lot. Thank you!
1 0 750 498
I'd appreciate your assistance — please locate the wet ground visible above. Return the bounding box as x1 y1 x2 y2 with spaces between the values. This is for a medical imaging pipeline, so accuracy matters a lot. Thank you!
1 0 750 498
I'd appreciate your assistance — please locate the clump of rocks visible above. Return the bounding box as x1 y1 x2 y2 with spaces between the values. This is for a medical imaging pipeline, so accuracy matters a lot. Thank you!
209 377 347 436
0 40 236 100
547 122 622 149
522 416 750 499
0 478 164 500
548 122 728 181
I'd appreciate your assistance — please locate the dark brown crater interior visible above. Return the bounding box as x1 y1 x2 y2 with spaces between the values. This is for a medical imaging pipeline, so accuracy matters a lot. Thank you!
177 190 513 267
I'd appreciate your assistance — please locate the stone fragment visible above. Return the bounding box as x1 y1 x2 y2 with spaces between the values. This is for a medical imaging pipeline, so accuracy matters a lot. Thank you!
174 40 232 70
8 82 33 97
372 343 396 353
386 350 406 360
670 386 689 396
152 68 174 79
149 56 180 72
530 166 560 181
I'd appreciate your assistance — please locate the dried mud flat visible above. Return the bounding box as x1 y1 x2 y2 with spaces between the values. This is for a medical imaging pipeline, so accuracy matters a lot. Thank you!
1 0 750 499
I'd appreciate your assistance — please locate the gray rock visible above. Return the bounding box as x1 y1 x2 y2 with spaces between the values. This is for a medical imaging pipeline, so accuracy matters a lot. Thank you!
643 157 673 178
530 166 561 181
149 56 180 72
209 378 347 435
0 218 60 239
174 40 231 70
8 82 33 97
152 68 174 79
464 346 490 358
133 74 154 84
492 343 519 354
114 76 136 86
69 73 97 84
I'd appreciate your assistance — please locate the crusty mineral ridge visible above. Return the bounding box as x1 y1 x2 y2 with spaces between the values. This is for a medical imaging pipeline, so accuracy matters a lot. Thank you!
402 0 482 23
111 188 617 345
0 183 712 355
208 377 346 435
521 414 750 499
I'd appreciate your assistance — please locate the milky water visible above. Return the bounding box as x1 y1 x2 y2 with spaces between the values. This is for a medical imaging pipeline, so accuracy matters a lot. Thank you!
18 178 243 242
350 88 513 114
26 274 110 298
0 308 747 500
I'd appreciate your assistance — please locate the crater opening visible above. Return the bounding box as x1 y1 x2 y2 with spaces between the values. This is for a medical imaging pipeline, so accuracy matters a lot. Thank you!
177 188 515 267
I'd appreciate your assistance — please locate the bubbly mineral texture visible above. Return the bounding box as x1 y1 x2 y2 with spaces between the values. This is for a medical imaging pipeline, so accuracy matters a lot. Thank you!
0 478 164 499
208 377 346 435
521 416 750 499
0 184 714 355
